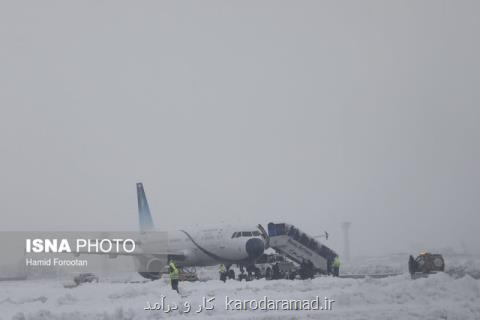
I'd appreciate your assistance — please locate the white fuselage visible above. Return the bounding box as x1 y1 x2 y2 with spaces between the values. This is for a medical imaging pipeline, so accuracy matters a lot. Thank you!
136 225 266 275
167 226 263 266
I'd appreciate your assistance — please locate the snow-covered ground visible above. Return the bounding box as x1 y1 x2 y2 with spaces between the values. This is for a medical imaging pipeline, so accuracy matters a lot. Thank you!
1 254 480 320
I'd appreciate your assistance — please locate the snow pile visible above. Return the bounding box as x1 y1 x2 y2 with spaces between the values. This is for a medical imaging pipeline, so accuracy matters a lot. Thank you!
341 254 407 275
2 254 480 319
444 255 480 279
341 253 480 278
1 271 479 320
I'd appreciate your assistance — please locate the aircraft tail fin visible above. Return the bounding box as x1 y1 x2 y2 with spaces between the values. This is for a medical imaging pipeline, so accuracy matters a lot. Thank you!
137 182 155 232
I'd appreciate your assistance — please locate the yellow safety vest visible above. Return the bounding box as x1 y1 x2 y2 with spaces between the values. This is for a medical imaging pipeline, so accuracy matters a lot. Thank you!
169 262 179 280
332 257 341 268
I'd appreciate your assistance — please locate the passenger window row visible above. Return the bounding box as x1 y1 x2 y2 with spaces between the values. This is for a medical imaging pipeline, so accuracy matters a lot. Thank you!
231 231 261 238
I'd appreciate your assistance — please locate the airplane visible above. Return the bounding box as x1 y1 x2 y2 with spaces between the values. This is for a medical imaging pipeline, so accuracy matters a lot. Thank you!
133 182 268 279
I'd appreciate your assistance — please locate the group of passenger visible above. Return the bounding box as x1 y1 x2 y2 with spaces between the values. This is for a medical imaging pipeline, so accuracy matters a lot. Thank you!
172 257 340 295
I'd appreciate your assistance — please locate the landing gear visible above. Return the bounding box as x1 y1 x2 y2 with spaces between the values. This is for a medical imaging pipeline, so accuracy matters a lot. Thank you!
246 265 257 280
238 272 248 281
237 264 259 281
223 264 235 280
254 267 261 279
238 264 246 281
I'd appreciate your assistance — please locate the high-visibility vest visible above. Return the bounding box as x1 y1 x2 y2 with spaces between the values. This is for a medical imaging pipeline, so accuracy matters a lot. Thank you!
219 264 226 273
332 257 341 268
169 262 179 280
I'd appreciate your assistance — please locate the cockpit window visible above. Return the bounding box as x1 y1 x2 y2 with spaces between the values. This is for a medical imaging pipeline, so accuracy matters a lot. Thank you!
231 232 237 238
252 231 261 236
242 231 252 237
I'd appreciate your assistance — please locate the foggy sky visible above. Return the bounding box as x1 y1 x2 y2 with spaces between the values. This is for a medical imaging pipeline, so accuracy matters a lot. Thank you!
1 1 479 256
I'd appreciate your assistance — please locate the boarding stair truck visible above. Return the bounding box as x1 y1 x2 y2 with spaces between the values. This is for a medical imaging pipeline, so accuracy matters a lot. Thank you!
267 222 338 275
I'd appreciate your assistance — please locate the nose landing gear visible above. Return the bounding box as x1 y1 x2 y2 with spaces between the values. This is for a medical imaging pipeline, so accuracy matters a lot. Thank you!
238 264 261 281
220 264 235 281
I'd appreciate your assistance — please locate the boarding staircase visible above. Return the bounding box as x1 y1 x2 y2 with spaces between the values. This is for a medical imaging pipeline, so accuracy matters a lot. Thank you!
267 222 338 274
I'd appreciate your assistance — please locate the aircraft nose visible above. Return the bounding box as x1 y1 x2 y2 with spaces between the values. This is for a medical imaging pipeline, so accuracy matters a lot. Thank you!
246 238 265 259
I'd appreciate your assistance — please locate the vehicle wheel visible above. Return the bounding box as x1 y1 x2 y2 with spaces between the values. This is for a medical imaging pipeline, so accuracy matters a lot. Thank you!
228 269 235 279
266 268 272 280
433 257 444 270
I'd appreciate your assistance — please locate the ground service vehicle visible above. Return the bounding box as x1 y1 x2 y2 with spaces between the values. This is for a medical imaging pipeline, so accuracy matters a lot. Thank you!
73 273 99 285
409 252 445 278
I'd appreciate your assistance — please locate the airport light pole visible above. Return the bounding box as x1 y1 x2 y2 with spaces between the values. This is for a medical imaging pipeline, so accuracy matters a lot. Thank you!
341 222 351 262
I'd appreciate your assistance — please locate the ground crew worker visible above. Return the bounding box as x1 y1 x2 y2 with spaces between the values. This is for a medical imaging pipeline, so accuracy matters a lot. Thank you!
408 255 416 279
169 260 180 293
272 262 280 280
307 260 315 279
219 264 227 282
332 256 341 277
